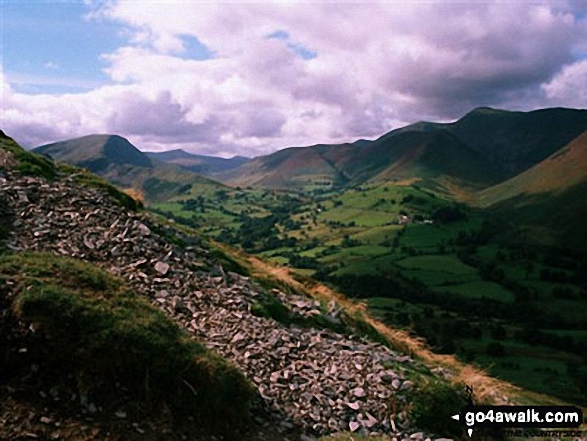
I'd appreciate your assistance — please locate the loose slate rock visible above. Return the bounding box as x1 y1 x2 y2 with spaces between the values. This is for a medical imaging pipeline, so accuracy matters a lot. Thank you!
154 261 170 275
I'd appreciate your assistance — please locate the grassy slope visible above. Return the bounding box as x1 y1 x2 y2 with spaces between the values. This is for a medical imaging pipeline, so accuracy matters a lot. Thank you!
226 130 500 195
223 143 355 189
223 107 587 199
155 179 587 406
0 253 252 429
478 131 587 248
478 131 587 204
224 244 577 410
447 107 587 176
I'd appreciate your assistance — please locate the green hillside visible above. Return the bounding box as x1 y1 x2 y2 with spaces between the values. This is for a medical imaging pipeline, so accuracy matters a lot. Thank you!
478 131 587 247
152 179 587 406
447 107 587 176
221 143 356 190
35 135 223 202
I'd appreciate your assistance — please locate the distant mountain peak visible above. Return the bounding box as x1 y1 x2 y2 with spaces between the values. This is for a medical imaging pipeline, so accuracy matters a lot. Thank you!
36 134 153 170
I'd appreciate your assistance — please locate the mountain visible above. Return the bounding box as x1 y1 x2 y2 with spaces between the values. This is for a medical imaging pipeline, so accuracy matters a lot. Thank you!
220 119 493 193
146 149 249 176
446 107 587 176
223 107 587 193
34 135 222 202
478 131 587 247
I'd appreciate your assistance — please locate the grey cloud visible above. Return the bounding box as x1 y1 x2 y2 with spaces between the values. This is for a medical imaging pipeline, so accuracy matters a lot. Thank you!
235 106 286 138
106 90 224 144
7 122 65 149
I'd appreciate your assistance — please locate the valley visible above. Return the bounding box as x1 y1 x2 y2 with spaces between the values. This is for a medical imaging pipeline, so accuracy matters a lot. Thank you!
151 179 587 406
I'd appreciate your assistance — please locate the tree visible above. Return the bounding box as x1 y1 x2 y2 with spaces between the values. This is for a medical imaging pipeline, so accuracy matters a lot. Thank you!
486 342 506 357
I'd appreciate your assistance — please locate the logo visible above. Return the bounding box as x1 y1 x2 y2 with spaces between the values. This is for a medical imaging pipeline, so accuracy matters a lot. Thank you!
450 385 583 437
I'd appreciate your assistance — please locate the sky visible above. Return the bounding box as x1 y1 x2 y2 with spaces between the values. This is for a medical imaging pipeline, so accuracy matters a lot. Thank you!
1 0 587 158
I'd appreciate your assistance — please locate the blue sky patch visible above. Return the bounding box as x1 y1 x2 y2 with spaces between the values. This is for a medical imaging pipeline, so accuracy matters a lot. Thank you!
177 35 214 60
267 30 317 60
3 0 124 94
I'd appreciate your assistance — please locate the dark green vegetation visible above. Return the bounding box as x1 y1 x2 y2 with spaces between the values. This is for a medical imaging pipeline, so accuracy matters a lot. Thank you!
1 130 56 180
479 131 587 248
35 134 223 202
0 252 253 434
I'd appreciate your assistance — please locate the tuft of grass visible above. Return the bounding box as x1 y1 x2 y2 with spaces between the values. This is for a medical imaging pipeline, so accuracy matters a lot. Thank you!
210 246 250 276
123 187 145 204
0 136 56 180
0 252 253 432
407 377 467 438
250 295 291 324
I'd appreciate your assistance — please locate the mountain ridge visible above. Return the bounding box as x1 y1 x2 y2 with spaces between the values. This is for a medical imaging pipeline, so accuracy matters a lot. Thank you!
35 134 224 202
220 106 587 193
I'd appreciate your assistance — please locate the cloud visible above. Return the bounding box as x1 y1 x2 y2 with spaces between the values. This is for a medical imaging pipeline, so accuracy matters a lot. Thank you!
2 1 586 156
106 90 213 141
541 59 587 108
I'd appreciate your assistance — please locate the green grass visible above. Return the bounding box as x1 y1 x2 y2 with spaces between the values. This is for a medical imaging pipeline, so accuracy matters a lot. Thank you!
542 329 587 340
408 377 467 438
396 255 476 274
0 252 253 431
463 338 583 403
0 135 141 211
0 135 56 180
435 281 515 302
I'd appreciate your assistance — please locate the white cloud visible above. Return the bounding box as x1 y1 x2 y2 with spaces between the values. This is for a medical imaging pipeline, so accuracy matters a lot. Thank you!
2 0 586 155
541 59 587 108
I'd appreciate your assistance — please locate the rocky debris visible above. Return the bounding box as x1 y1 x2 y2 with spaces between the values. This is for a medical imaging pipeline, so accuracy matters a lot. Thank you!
272 290 343 324
0 173 439 439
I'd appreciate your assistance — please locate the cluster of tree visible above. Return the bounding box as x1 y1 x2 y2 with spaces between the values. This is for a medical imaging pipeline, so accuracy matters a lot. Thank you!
180 196 207 212
513 327 587 357
341 235 362 247
149 208 201 229
283 253 320 269
432 206 468 223
218 214 297 252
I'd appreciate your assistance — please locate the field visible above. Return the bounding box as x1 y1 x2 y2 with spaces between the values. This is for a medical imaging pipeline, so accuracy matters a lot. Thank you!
150 181 587 405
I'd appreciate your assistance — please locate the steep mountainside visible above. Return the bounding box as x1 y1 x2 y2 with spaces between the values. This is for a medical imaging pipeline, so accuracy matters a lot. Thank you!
147 149 249 176
220 143 357 189
35 135 222 202
224 107 587 193
478 131 587 247
446 107 587 176
225 131 501 192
